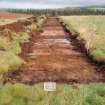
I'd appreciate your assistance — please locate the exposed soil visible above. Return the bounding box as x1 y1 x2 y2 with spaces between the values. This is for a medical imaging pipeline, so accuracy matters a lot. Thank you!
4 17 105 84
0 11 32 19
0 17 36 32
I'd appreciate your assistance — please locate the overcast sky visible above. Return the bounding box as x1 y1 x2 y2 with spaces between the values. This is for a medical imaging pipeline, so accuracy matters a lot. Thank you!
0 0 105 9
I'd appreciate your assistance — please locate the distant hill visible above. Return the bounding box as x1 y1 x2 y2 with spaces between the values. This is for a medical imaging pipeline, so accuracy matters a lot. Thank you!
86 5 105 8
64 5 105 9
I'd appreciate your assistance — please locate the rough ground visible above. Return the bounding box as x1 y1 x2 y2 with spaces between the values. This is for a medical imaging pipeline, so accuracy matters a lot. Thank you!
0 17 36 32
4 17 105 84
0 11 32 19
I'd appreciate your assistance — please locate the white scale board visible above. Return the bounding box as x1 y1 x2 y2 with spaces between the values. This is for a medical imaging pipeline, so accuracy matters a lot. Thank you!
44 82 56 91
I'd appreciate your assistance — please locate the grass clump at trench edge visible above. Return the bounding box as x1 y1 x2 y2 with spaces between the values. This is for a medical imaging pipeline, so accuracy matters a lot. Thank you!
91 48 105 62
25 15 46 33
0 51 23 73
0 16 46 74
59 16 105 63
0 83 105 105
0 23 29 73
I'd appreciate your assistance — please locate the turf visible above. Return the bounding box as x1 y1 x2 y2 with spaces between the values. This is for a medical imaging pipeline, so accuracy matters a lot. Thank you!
0 16 46 74
0 17 30 25
0 83 105 105
59 16 105 62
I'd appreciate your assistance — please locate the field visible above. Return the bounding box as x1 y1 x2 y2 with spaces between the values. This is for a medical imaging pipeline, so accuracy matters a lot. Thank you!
60 16 105 62
0 18 32 25
0 11 33 25
0 11 32 19
0 11 105 105
0 83 105 105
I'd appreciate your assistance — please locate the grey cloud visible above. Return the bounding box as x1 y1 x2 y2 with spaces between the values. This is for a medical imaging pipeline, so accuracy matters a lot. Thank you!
0 0 105 9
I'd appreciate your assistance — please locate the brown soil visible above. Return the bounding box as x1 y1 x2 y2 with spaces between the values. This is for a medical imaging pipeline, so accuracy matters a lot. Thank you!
0 17 36 32
0 11 32 19
4 17 105 84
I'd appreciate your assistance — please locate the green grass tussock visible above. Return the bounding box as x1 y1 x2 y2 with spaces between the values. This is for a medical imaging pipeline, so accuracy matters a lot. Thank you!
0 26 28 74
91 48 105 62
0 37 9 50
60 16 105 62
0 30 29 73
26 16 46 33
0 83 105 105
0 16 46 74
0 51 23 73
0 33 25 73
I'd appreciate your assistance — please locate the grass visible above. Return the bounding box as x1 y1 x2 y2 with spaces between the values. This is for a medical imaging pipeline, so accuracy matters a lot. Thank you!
0 16 46 74
26 16 46 33
0 51 23 73
0 29 29 74
60 16 105 62
0 19 17 25
0 83 105 105
0 30 29 73
0 31 27 73
0 29 29 54
0 17 32 25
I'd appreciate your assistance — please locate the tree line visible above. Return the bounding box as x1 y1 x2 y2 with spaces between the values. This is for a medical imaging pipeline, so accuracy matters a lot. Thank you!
5 7 105 16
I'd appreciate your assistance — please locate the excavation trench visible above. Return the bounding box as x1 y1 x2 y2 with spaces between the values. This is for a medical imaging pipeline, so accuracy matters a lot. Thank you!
4 17 105 84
